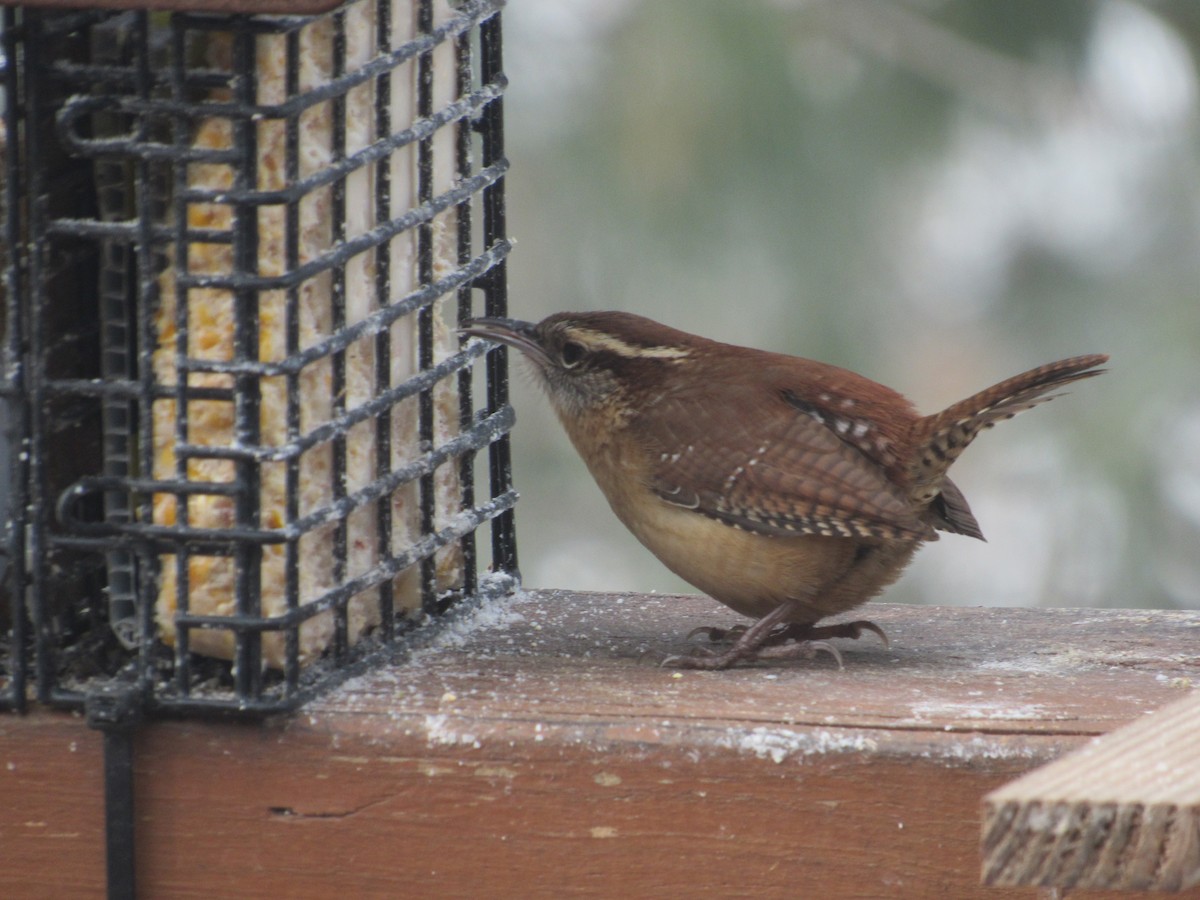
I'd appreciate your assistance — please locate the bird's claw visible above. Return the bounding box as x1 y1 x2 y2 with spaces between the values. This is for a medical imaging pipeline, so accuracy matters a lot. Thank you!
661 638 843 671
660 644 716 668
756 639 844 670
855 620 889 650
812 619 889 650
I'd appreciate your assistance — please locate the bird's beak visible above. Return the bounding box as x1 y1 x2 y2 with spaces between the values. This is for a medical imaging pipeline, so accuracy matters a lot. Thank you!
460 317 552 368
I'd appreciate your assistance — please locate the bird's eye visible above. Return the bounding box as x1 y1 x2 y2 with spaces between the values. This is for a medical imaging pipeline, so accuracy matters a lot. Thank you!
560 340 586 368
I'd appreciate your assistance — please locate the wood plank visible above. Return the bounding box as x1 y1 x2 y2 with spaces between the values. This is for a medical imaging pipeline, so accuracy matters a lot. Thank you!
983 690 1200 891
0 591 1198 898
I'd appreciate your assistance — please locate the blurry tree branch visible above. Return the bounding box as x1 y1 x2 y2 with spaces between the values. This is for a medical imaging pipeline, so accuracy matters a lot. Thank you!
792 0 1087 124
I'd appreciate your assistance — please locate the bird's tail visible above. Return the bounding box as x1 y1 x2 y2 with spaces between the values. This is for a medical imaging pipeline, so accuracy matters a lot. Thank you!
907 353 1108 507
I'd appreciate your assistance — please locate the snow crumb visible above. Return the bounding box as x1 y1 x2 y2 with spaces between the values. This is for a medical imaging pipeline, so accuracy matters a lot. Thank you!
715 723 1048 764
975 656 1070 675
909 700 1048 721
939 735 1045 762
416 586 527 655
720 726 879 764
424 714 481 749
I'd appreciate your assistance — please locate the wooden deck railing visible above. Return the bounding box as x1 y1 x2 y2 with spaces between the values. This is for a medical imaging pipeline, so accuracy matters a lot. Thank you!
2 591 1197 897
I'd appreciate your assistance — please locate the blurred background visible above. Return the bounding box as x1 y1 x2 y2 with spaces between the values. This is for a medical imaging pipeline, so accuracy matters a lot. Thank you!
496 0 1200 611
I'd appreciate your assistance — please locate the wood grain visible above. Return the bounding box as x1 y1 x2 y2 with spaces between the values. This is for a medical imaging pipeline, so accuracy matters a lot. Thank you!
983 690 1200 891
1 591 1198 898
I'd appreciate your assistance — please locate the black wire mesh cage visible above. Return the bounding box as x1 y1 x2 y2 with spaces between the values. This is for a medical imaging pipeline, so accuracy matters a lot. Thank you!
0 0 517 716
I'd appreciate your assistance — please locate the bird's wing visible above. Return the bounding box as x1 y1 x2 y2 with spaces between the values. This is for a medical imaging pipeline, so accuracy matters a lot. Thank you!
640 372 933 541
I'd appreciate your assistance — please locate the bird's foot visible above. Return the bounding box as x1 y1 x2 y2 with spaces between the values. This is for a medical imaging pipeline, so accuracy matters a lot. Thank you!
668 614 888 670
686 618 888 650
766 619 890 651
663 639 842 671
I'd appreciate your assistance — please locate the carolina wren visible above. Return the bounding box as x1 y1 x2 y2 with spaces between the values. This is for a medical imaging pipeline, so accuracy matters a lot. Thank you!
463 312 1106 670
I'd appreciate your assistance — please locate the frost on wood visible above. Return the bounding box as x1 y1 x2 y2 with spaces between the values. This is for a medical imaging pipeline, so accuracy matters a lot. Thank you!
720 726 880 764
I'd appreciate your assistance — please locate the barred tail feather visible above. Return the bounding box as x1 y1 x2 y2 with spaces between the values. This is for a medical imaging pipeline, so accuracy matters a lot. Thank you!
908 353 1108 504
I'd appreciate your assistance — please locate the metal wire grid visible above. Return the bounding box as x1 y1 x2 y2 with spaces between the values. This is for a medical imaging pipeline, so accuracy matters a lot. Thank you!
3 0 516 716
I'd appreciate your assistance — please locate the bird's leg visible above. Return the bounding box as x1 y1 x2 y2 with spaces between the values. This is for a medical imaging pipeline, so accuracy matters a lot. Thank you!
685 623 748 643
664 601 841 670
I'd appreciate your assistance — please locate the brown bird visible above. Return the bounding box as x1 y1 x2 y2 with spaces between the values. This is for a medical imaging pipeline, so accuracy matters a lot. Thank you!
463 311 1107 670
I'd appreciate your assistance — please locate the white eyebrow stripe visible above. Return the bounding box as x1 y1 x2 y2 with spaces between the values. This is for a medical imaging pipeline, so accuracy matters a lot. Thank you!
566 328 692 359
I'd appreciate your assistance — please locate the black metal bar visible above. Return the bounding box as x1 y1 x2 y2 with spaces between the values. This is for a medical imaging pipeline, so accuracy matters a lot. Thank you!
1 5 28 713
169 11 194 696
86 682 142 900
128 10 156 704
37 378 234 402
330 8 350 664
229 21 264 698
374 0 395 642
416 0 439 616
283 23 303 695
101 728 136 900
454 15 478 598
93 11 145 657
23 9 54 705
478 10 518 576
